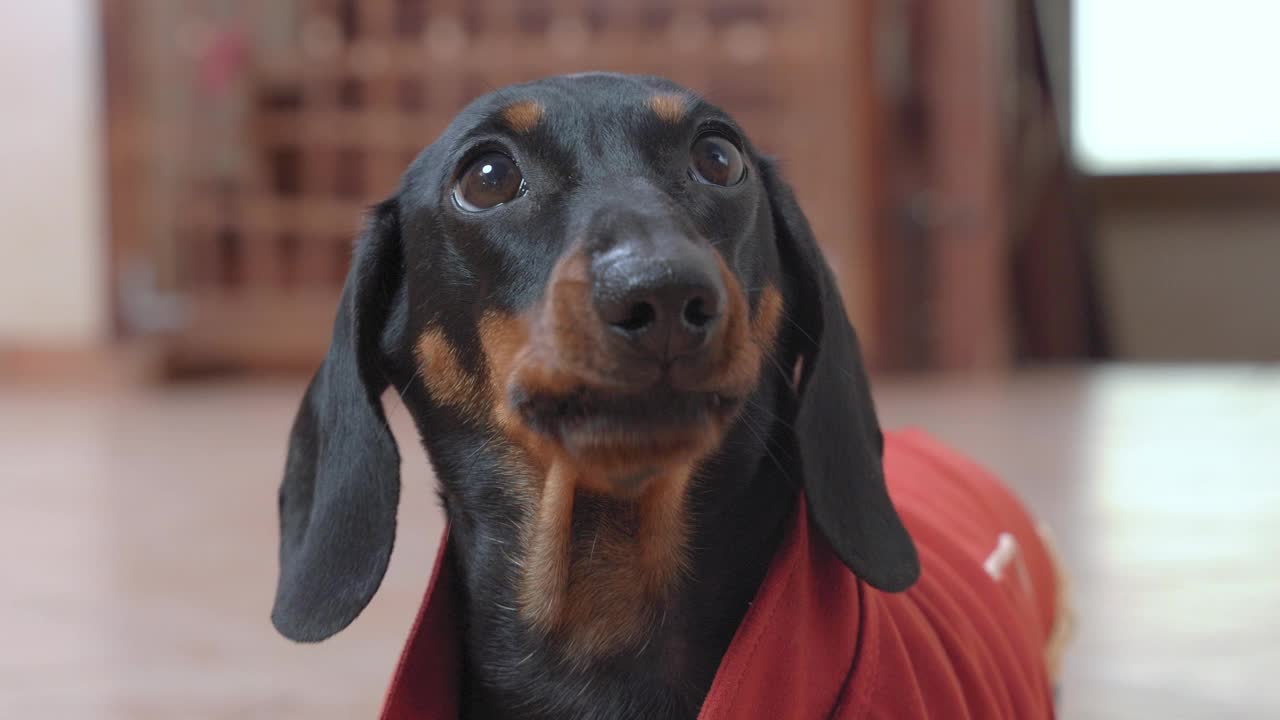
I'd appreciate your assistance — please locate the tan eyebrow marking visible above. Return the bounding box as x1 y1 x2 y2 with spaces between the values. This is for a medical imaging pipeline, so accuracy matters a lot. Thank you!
647 93 687 123
501 100 545 133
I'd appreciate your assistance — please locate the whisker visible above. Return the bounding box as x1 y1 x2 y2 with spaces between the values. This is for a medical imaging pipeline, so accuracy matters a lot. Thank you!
738 397 799 474
634 631 654 657
571 673 595 705
386 364 425 419
735 410 792 482
751 338 795 387
777 308 818 345
742 393 796 434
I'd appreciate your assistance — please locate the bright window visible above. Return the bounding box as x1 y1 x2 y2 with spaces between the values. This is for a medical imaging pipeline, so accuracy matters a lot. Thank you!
1072 0 1280 174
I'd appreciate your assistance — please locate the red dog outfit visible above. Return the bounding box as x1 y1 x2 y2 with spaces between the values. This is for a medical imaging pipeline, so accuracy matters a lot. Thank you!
381 429 1063 719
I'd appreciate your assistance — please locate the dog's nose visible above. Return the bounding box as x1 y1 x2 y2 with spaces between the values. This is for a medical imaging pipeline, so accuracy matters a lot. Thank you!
591 237 726 362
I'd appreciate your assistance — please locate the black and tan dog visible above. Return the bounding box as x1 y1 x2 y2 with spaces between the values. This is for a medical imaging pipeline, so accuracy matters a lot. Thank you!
271 73 1067 720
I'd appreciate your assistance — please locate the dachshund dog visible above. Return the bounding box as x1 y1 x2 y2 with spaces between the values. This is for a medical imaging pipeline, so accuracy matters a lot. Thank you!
271 73 1068 720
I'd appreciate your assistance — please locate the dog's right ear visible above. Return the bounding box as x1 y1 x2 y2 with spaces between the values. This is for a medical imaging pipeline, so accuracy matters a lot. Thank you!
272 197 404 642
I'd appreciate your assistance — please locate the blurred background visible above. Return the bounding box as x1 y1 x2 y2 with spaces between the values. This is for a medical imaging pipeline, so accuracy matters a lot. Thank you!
1 1 1276 718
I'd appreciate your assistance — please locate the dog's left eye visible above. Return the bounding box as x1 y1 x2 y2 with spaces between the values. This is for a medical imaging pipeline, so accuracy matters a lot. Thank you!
689 134 746 187
454 152 525 212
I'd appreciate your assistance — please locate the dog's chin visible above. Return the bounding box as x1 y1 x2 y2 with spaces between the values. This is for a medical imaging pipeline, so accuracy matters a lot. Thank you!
511 386 742 498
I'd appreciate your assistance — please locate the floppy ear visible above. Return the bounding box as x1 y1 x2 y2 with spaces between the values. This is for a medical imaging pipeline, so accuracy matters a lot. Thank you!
758 158 919 592
272 197 405 641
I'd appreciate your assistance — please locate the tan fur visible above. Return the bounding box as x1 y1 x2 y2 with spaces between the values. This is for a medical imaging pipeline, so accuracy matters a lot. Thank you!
478 310 563 470
648 93 687 124
633 465 694 594
1038 523 1075 684
415 328 486 416
478 310 533 410
525 462 697 661
752 285 785 348
501 100 545 133
518 459 576 631
698 261 784 399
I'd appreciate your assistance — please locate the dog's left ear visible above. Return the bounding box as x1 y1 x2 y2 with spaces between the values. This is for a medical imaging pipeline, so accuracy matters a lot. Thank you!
271 197 406 641
758 157 919 592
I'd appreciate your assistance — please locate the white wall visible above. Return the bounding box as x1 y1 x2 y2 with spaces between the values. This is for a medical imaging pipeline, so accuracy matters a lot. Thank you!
1073 0 1280 174
0 2 108 344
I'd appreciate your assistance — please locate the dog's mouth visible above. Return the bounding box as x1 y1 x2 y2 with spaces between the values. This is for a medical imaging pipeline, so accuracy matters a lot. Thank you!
510 385 742 494
514 386 741 437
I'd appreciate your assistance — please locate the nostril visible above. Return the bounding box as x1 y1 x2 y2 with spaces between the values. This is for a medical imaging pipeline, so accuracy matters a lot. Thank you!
611 300 657 334
681 296 715 330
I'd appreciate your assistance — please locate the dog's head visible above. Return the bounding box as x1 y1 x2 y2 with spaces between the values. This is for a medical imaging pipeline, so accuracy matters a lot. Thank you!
271 74 917 648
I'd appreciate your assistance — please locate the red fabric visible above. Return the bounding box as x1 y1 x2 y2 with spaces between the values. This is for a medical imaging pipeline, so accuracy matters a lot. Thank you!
382 429 1060 719
381 535 460 720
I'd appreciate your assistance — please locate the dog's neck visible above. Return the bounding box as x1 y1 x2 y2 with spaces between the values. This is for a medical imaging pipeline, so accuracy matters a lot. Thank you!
444 383 797 720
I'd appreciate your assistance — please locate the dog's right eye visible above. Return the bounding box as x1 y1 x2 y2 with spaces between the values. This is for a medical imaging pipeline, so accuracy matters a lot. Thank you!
453 152 525 212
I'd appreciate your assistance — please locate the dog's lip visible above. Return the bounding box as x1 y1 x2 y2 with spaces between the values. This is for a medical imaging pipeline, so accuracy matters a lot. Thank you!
510 385 740 440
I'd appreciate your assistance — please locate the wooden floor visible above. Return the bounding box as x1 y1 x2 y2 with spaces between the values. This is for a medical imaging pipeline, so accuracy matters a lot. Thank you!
2 366 1277 718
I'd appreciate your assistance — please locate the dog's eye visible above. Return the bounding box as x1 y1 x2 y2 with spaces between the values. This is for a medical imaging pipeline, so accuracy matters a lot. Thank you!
689 134 745 187
453 152 525 211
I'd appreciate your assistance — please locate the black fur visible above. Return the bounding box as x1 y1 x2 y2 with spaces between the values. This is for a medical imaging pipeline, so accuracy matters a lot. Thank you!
271 73 919 719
